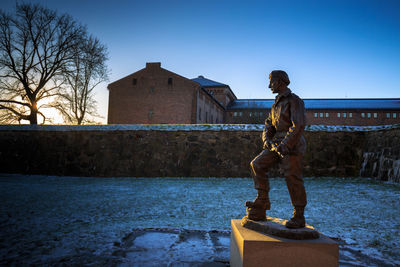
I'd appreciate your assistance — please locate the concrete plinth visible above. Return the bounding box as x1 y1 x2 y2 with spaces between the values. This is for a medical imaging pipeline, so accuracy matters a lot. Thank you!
230 219 338 267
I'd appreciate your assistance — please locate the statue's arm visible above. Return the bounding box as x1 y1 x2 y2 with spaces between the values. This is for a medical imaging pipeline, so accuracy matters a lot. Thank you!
262 114 276 149
280 97 306 152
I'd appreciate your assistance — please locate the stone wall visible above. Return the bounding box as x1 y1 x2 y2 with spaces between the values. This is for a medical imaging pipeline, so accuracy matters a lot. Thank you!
0 124 399 181
360 128 400 182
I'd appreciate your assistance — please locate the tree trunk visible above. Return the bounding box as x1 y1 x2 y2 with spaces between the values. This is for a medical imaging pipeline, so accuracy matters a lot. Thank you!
29 110 38 124
29 103 38 125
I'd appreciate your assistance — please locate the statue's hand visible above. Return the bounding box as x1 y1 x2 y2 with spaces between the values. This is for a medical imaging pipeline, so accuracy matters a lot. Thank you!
277 144 289 156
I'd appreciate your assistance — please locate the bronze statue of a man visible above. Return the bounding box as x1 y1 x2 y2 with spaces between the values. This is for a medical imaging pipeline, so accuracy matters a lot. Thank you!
246 70 307 229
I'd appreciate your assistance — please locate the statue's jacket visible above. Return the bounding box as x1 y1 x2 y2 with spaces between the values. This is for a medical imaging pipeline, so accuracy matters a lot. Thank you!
264 88 306 155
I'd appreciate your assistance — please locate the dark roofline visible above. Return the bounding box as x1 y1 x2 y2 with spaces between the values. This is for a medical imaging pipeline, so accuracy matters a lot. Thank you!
227 98 400 110
305 98 400 100
224 86 237 100
204 85 237 101
108 63 200 89
107 68 146 89
200 85 238 104
191 75 228 87
191 76 237 100
205 83 237 100
235 98 400 100
199 87 226 110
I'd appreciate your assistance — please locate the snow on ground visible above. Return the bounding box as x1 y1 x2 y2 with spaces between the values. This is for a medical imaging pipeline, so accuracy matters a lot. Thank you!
0 123 399 132
0 175 399 266
115 228 230 266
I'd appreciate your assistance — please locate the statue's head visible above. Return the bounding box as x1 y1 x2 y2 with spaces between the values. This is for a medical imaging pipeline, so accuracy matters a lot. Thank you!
269 70 290 94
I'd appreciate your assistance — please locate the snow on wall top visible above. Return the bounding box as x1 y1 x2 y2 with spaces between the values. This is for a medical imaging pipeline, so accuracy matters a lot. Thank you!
0 124 399 132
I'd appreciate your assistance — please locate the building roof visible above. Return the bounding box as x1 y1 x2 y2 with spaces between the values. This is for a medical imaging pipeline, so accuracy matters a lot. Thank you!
227 99 400 110
227 99 274 109
108 62 201 89
191 76 229 87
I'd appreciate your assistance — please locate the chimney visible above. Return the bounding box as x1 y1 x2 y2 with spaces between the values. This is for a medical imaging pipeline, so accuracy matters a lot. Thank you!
146 62 161 69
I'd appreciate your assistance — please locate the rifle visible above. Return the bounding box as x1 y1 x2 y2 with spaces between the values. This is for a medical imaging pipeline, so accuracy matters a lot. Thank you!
265 140 284 158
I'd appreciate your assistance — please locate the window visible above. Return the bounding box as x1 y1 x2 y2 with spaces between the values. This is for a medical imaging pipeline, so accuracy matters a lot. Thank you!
206 112 208 123
374 113 378 118
314 113 318 118
361 113 365 118
386 113 390 118
239 112 243 117
394 113 397 118
367 113 371 118
337 113 341 118
132 78 137 85
343 113 347 118
320 113 323 117
349 113 352 118
199 108 202 120
233 112 237 117
249 112 252 117
149 109 153 119
326 113 329 118
150 87 154 93
260 112 263 117
168 77 173 85
211 115 213 123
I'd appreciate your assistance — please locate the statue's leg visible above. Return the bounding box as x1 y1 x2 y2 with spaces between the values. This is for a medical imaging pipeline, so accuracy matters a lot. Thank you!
282 154 307 228
246 149 279 220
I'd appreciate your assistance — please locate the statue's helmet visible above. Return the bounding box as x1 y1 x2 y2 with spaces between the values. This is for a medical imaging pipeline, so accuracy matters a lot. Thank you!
269 70 290 86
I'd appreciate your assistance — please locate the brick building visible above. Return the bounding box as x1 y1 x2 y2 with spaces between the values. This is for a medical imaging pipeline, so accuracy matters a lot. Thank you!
192 75 237 107
191 75 235 123
108 63 400 126
108 62 225 124
226 99 400 126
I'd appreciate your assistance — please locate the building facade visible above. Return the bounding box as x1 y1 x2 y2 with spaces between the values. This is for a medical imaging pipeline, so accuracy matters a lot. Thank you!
226 99 400 126
191 75 234 123
108 63 400 126
108 62 225 124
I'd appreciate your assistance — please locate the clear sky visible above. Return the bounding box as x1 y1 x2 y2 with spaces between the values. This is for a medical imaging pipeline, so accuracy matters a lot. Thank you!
2 0 400 123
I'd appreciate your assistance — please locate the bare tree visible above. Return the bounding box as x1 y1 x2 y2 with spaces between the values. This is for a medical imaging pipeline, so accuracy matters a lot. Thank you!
0 4 86 124
51 36 108 125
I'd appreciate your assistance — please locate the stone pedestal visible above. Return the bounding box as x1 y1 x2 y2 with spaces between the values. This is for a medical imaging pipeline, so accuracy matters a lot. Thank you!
230 219 338 267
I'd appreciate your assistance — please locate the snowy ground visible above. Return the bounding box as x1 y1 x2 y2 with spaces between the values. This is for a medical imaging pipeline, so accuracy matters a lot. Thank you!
0 175 399 266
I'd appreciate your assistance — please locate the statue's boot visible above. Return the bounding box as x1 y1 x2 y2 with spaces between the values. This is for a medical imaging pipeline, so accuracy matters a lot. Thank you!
246 206 266 221
245 190 268 221
285 206 306 229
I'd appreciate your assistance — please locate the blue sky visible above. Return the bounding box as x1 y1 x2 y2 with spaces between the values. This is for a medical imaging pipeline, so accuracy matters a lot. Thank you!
2 0 400 122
